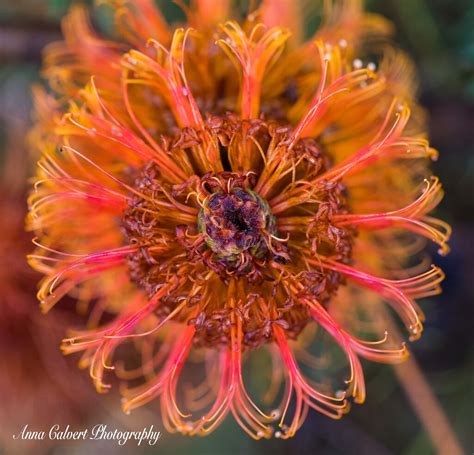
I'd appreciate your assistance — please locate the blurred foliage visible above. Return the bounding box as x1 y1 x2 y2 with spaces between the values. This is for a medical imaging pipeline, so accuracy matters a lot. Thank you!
0 0 472 454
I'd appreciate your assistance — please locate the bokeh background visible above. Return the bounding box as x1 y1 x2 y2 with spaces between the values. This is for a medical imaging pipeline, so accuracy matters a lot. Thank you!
0 1 472 454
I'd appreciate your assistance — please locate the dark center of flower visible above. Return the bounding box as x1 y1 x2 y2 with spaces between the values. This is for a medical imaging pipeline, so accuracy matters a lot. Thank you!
192 171 289 281
198 188 276 265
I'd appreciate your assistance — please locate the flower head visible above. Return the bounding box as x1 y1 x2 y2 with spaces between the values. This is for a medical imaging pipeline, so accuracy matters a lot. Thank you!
28 0 450 438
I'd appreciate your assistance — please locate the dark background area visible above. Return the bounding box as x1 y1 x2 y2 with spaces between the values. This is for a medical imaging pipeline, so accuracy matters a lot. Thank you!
0 1 472 453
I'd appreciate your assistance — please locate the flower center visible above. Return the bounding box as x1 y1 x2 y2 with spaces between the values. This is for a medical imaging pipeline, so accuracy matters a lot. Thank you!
197 176 281 274
199 188 274 257
193 172 290 283
121 116 353 348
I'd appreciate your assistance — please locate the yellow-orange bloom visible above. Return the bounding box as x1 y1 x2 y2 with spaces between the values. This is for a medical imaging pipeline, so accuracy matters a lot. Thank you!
27 0 450 438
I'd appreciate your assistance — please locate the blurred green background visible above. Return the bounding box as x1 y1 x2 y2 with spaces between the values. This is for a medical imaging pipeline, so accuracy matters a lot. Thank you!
0 0 472 454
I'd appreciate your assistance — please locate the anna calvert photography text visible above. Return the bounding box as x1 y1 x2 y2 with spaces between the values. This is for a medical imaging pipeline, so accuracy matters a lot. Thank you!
13 424 162 446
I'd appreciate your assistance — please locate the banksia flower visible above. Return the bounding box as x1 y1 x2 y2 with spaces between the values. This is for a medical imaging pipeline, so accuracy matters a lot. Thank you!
28 0 450 439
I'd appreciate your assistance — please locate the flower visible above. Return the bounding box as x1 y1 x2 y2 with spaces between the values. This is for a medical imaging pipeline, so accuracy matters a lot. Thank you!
28 0 450 439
